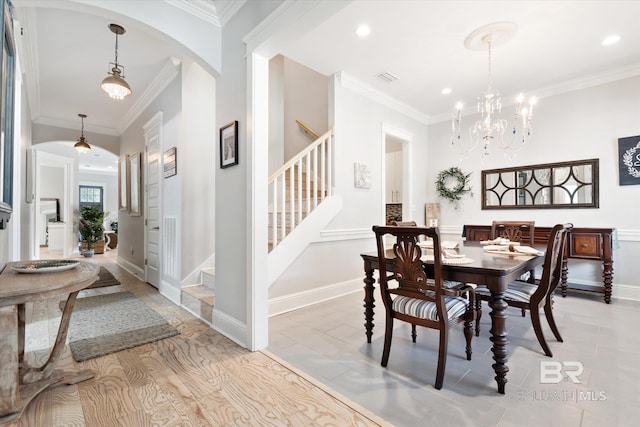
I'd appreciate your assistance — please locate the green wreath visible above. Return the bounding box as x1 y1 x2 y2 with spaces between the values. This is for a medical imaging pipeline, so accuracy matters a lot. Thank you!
436 167 472 202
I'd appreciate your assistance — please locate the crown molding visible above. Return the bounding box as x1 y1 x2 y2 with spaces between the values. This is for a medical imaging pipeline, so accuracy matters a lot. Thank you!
215 0 246 27
164 0 221 27
429 63 640 125
33 116 119 136
336 71 431 125
117 57 181 135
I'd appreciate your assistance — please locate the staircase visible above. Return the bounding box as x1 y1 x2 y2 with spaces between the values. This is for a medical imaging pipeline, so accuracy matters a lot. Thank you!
180 128 339 323
268 128 334 251
180 268 215 325
267 128 341 285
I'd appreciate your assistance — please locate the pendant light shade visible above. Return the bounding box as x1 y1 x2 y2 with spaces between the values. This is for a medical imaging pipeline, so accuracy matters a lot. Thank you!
101 23 132 100
74 114 91 154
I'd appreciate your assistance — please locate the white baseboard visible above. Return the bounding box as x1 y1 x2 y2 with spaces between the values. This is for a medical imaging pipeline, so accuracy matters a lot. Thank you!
564 278 640 302
212 308 247 349
117 257 145 280
268 278 363 317
160 280 181 305
611 283 640 302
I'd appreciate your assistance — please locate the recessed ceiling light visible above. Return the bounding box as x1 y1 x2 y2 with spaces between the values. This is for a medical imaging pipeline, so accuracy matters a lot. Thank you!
356 24 370 38
602 34 620 46
441 88 452 95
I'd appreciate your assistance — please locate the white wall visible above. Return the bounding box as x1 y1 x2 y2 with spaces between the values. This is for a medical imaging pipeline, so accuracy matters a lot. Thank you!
427 75 640 300
180 59 216 283
268 55 284 175
119 71 182 271
283 56 329 161
269 72 430 299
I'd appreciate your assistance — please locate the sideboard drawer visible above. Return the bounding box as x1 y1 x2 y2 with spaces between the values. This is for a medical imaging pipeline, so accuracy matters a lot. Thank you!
569 233 602 259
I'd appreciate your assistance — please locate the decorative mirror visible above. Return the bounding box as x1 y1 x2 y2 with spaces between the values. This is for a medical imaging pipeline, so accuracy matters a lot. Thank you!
128 152 141 216
482 159 599 209
118 155 127 211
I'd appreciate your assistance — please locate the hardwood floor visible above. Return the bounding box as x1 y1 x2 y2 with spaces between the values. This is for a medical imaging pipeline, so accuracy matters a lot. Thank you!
7 252 388 427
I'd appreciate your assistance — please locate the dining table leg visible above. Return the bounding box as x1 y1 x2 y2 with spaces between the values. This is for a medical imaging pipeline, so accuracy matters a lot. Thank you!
362 259 376 344
489 289 509 394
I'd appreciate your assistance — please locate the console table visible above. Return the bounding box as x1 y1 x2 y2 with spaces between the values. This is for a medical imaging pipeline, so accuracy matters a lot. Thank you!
462 225 615 303
0 261 99 424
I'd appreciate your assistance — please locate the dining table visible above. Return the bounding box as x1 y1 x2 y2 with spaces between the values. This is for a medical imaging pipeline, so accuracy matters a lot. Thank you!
360 241 545 394
0 260 99 424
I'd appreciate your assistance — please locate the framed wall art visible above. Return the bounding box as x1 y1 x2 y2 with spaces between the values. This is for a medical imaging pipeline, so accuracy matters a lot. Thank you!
618 135 640 186
220 120 238 168
163 147 177 178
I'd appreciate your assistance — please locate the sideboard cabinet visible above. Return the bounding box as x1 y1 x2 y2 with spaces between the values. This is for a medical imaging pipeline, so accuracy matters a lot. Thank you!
462 225 615 303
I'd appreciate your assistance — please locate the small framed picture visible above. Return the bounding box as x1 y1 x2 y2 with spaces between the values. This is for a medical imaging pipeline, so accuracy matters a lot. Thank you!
220 120 238 168
163 147 177 178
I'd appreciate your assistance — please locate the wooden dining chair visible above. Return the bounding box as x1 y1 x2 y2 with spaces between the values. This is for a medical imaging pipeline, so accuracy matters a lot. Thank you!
491 221 537 317
475 223 573 357
391 221 418 226
490 220 535 246
372 225 476 390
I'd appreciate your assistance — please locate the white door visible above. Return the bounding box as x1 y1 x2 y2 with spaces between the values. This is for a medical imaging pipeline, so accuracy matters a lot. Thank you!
144 114 162 288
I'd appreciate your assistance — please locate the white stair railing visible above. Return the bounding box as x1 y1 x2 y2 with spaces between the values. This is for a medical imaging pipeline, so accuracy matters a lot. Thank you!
269 128 334 251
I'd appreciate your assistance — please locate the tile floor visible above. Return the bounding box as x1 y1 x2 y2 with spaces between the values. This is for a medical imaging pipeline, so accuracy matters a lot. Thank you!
268 290 640 427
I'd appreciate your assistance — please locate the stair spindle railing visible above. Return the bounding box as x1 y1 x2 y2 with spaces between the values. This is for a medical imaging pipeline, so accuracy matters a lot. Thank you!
269 128 334 251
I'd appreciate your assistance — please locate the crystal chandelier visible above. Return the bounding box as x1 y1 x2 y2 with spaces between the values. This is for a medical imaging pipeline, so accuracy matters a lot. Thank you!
450 22 536 159
101 23 132 100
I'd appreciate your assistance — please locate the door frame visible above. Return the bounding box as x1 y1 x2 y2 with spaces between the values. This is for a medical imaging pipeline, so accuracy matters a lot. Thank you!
33 150 76 259
143 112 163 289
381 124 413 225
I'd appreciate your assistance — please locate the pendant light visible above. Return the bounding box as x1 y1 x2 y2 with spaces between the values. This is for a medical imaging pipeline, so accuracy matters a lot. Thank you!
101 23 132 100
74 114 91 154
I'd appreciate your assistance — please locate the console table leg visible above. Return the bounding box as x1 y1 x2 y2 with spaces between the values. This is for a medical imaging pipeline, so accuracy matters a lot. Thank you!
561 259 568 298
21 291 80 384
603 261 613 304
363 261 375 344
489 290 509 394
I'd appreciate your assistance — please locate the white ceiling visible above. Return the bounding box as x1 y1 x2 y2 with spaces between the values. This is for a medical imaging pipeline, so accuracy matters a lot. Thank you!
12 1 640 170
278 1 640 122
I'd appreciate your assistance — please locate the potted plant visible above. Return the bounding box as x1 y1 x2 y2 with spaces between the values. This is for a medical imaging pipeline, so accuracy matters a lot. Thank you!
79 206 105 257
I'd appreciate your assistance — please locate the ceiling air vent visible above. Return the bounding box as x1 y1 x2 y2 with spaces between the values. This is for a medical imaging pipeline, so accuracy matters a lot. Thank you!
376 72 398 83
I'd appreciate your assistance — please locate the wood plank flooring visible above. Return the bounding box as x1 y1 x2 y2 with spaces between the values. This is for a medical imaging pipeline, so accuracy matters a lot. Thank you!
6 253 389 427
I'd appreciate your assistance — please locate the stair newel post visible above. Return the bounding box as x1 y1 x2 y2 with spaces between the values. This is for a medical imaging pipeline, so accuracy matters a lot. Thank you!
313 145 318 209
279 173 286 241
289 166 295 230
320 137 326 202
272 178 278 247
297 159 303 225
327 133 333 196
305 152 311 215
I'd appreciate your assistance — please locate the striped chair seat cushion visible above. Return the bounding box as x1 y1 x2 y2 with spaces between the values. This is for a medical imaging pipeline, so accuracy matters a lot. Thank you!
475 281 537 303
392 295 469 321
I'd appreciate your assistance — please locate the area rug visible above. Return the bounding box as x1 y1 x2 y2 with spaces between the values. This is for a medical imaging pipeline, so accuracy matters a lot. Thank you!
61 292 180 362
86 267 121 289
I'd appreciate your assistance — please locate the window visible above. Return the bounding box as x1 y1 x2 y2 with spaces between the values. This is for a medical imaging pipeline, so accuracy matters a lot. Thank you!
0 0 15 230
79 185 103 211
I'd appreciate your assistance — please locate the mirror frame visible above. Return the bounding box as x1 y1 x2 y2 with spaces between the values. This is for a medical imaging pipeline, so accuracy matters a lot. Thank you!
118 155 127 211
128 152 141 216
481 158 599 210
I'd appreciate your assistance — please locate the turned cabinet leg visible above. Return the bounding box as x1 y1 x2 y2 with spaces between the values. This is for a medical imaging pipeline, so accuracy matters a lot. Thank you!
363 263 376 344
